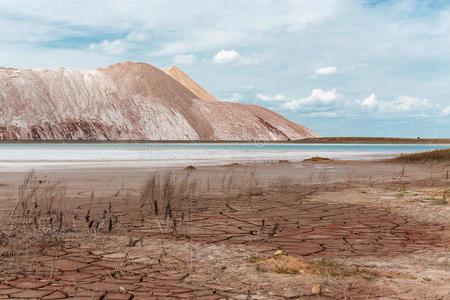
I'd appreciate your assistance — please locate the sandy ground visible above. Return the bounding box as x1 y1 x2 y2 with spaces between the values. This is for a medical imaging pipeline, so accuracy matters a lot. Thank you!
0 160 449 299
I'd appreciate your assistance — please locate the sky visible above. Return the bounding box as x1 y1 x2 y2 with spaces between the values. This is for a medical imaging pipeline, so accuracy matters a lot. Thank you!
0 0 449 138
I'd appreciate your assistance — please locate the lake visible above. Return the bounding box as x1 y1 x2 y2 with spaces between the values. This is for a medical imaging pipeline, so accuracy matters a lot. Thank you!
0 143 448 170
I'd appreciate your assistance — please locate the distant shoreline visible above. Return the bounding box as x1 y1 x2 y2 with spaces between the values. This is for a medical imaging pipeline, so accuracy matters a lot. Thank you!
0 137 449 144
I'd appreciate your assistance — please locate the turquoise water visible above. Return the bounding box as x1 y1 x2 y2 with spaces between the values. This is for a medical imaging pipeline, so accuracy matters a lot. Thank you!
0 143 448 170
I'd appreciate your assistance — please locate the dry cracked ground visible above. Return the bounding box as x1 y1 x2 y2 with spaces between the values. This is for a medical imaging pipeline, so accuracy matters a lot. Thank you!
0 160 449 299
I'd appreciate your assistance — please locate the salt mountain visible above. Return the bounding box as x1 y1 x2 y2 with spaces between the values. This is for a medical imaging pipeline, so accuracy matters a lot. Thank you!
0 62 318 140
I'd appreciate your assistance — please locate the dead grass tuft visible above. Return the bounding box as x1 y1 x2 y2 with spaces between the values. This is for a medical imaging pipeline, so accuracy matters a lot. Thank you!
312 258 377 281
391 148 450 163
139 172 199 236
0 170 72 257
257 254 377 280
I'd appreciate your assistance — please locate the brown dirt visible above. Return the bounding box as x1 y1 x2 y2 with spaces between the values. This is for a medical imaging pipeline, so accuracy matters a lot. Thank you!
303 157 332 162
278 160 290 164
99 62 215 140
0 161 449 299
164 66 220 103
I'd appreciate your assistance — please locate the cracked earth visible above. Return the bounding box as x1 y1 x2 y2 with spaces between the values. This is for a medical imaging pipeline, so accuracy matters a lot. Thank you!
0 161 449 299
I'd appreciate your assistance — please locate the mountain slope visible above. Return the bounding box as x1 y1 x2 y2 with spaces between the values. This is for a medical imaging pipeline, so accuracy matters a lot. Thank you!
0 62 318 141
163 66 219 103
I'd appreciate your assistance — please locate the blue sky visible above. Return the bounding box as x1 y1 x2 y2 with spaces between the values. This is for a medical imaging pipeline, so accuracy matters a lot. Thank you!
0 0 449 137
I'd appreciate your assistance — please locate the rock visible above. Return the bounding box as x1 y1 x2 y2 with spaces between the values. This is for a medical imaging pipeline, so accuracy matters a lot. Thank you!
311 284 321 295
119 286 126 294
274 250 285 256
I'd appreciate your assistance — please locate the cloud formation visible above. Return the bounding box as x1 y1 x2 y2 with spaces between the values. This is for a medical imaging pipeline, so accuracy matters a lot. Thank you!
89 31 151 55
256 93 286 102
360 94 431 112
126 31 151 43
89 40 126 55
442 105 450 116
283 89 338 110
315 66 338 75
225 93 244 102
380 96 430 112
361 94 378 109
213 50 258 66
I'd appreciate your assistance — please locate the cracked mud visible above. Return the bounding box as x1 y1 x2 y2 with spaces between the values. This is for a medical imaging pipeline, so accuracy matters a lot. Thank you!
0 161 449 299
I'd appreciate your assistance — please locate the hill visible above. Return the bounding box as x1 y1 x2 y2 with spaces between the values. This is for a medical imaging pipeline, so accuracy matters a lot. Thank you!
0 62 318 141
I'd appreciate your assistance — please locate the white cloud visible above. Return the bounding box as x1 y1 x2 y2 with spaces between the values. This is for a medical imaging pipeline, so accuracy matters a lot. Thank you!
153 30 247 56
88 30 152 57
441 105 450 116
213 50 239 64
0 1 336 42
213 50 258 66
361 93 378 109
256 93 286 102
224 93 243 102
380 96 431 112
125 31 151 42
283 89 338 110
315 66 338 75
89 31 150 56
89 39 126 55
360 94 431 113
307 111 338 118
173 54 196 65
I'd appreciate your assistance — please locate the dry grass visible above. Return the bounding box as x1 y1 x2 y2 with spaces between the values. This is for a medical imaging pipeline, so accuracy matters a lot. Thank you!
140 172 199 215
138 169 265 226
311 258 377 281
257 254 377 281
0 170 72 257
390 148 450 163
299 137 450 144
139 171 199 236
420 190 449 205
0 168 299 259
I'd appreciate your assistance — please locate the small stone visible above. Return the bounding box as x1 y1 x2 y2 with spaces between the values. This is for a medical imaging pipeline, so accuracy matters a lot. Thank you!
311 284 321 295
274 250 284 256
119 286 126 294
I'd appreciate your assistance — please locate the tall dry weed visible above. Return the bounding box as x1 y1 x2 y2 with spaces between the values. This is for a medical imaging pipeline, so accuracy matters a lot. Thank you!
1 170 70 257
